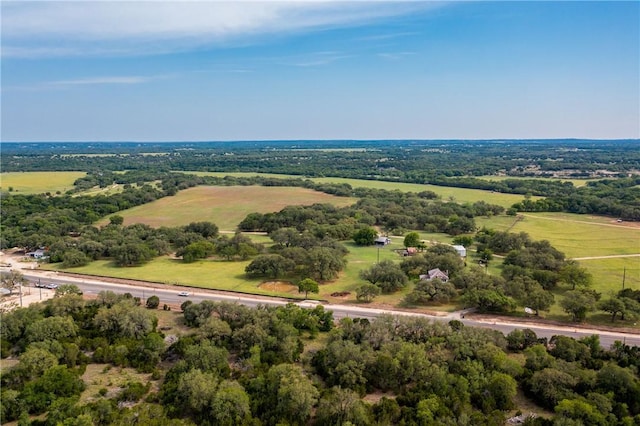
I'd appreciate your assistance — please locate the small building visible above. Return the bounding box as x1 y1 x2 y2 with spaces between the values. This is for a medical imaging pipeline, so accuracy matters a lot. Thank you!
374 236 391 246
26 249 46 259
452 245 467 258
419 268 449 282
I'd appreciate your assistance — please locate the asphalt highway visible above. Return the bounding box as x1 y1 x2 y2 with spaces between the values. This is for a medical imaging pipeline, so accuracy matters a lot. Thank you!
22 272 640 348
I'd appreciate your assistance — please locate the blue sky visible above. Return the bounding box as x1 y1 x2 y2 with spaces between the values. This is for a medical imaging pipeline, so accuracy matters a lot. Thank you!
2 1 638 141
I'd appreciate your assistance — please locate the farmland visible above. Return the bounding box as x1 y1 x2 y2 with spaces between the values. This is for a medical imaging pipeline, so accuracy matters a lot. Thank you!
185 171 534 208
94 185 356 231
8 170 640 322
0 171 86 194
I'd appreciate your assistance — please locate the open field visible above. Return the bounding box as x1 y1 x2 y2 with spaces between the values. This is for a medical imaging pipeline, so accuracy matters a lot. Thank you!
475 175 595 188
181 171 533 208
43 243 412 302
475 213 640 258
95 185 356 231
0 171 86 194
475 212 640 300
312 177 533 208
46 256 298 297
577 257 640 297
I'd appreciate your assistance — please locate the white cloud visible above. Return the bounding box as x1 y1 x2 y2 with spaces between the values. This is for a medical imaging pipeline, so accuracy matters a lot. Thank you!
1 1 442 57
47 76 152 86
377 51 416 60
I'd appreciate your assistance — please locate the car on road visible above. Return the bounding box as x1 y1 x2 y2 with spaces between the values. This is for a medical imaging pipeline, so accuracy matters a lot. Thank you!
178 291 190 297
45 283 58 290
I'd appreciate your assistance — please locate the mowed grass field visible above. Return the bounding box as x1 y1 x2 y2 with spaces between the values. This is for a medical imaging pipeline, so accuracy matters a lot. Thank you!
475 212 640 298
475 213 640 258
48 257 298 297
0 171 86 194
95 185 356 231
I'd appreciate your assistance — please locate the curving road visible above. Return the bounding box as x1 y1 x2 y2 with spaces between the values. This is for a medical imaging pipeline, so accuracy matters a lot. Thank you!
21 272 640 348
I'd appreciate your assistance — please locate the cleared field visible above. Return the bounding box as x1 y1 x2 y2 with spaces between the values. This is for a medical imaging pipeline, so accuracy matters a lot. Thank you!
577 257 640 297
475 213 640 258
96 185 356 231
0 171 86 194
181 172 532 208
48 256 291 297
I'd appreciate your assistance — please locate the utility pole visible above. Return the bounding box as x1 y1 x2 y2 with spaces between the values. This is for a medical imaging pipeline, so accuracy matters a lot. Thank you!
19 282 23 307
622 267 626 290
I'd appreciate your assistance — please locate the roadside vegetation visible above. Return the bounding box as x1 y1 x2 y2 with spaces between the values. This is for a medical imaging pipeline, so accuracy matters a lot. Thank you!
1 287 639 425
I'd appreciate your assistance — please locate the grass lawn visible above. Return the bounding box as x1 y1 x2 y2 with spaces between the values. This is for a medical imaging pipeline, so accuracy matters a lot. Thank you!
47 257 300 298
95 185 356 232
0 171 86 194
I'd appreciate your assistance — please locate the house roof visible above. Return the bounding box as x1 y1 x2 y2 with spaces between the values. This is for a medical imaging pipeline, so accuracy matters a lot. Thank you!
419 268 449 281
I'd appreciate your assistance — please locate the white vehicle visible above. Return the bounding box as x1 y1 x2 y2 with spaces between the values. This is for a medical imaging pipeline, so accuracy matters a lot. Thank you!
178 291 190 297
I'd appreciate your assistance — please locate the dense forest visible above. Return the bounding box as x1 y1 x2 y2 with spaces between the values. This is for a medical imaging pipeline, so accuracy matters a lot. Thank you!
2 140 639 219
2 290 640 425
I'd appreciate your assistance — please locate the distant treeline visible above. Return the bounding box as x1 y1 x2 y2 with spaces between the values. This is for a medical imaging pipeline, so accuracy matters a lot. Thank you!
2 140 639 219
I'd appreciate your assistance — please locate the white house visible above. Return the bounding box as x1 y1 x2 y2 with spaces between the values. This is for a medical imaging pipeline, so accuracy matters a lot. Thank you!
452 245 467 258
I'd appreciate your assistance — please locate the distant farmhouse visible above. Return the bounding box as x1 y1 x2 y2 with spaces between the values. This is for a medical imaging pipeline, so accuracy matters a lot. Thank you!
26 249 46 259
419 268 449 282
374 236 391 246
452 245 467 258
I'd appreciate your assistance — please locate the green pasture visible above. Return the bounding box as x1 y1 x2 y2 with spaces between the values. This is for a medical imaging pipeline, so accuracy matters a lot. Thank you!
45 236 423 304
0 171 86 194
475 213 639 258
47 257 298 298
95 185 356 232
312 177 532 208
475 175 595 188
180 171 532 208
330 239 410 305
578 257 640 297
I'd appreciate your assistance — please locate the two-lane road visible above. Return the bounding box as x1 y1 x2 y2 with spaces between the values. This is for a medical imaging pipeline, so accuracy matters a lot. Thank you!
22 272 640 348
